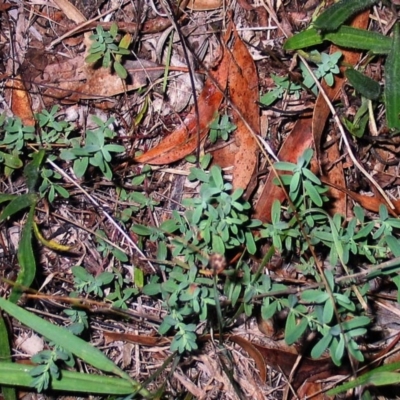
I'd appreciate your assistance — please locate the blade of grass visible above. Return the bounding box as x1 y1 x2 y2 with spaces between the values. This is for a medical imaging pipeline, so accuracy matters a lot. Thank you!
0 297 149 397
345 68 381 101
385 23 400 130
284 26 392 54
0 362 141 395
9 204 36 303
313 0 378 32
328 362 400 395
24 149 45 193
0 194 37 222
0 316 17 400
0 194 18 205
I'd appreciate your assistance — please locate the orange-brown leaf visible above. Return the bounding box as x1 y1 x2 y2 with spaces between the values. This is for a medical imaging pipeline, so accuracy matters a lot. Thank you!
135 26 232 165
103 331 170 346
254 116 313 222
228 26 259 190
5 76 35 126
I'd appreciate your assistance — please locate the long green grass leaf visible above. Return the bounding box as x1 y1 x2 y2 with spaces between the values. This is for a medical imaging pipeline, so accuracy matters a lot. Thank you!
345 68 381 100
328 362 400 395
385 23 400 130
24 150 45 193
0 297 148 396
285 26 391 54
0 194 17 205
313 0 378 32
0 316 17 400
325 26 392 54
0 362 139 395
9 204 36 303
0 194 37 222
283 29 323 50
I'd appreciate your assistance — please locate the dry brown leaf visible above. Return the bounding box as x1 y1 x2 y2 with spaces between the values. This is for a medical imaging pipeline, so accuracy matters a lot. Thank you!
135 24 232 165
254 116 313 222
243 339 349 389
52 0 86 23
187 0 222 10
5 76 35 126
136 22 258 190
228 26 259 190
35 57 164 103
321 179 400 217
103 330 170 346
228 335 267 382
0 2 13 12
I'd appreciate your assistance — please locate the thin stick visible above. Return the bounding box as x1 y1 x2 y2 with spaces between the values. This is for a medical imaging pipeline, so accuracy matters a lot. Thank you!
45 157 156 272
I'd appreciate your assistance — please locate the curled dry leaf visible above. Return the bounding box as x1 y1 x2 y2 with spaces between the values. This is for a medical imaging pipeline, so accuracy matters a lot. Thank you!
5 76 35 126
103 330 170 347
228 26 259 190
254 116 314 222
137 22 259 190
135 24 232 165
231 336 349 389
186 0 222 10
35 57 164 104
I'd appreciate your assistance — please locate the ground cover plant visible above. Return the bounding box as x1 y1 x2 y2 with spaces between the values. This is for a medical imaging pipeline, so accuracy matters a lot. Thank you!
1 0 400 399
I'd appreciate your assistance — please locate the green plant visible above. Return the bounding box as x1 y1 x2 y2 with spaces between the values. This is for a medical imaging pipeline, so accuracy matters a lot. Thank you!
259 74 303 106
259 50 341 106
0 297 148 396
0 116 35 151
300 50 342 90
132 148 400 368
60 116 125 180
39 164 70 202
30 345 75 392
71 266 114 297
95 229 129 263
208 114 237 143
36 106 75 145
63 309 89 335
133 165 262 352
85 23 131 79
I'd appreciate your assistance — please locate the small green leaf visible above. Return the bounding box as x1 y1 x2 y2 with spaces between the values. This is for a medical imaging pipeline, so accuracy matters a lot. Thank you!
85 52 103 64
261 300 277 320
142 282 161 296
311 333 332 359
71 266 92 282
134 268 144 289
304 180 323 206
285 313 308 345
9 204 36 303
210 165 224 189
341 316 370 331
0 193 37 222
114 61 127 79
284 28 324 51
274 161 296 171
345 68 381 100
386 235 400 257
